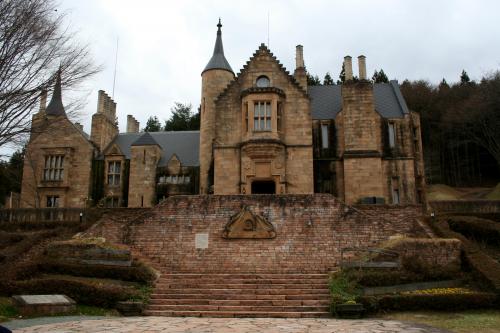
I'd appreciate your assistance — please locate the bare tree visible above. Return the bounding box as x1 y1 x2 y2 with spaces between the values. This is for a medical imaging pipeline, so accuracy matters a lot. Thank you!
457 72 500 170
0 0 100 148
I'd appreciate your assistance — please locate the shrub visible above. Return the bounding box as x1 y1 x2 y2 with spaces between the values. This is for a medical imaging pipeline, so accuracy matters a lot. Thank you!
39 259 156 284
448 216 500 245
358 292 498 312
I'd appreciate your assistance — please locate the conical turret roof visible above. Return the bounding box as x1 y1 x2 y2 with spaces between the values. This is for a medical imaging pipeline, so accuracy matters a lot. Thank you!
45 69 66 117
202 19 233 75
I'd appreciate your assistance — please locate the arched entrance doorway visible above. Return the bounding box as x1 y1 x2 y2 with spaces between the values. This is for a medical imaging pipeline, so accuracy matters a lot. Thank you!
251 180 276 194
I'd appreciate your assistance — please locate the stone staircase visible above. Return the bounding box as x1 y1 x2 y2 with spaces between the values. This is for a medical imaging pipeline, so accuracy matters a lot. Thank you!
144 272 331 318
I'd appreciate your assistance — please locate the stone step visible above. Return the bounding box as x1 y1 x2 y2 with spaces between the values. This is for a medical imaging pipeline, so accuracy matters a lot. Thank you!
148 299 330 306
146 304 330 312
154 283 328 289
158 273 329 280
149 293 331 300
143 310 331 318
153 288 330 295
156 278 329 284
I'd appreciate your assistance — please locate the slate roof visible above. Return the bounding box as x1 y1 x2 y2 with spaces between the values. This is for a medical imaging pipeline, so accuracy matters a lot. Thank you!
45 70 67 117
131 132 159 146
309 80 410 120
107 131 200 167
202 19 233 74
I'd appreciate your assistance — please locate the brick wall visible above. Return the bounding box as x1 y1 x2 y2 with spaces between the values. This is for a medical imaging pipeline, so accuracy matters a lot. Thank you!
89 194 427 273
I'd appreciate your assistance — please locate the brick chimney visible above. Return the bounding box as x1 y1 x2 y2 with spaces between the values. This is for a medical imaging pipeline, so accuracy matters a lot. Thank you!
294 45 307 90
358 55 367 81
344 56 353 81
127 115 140 133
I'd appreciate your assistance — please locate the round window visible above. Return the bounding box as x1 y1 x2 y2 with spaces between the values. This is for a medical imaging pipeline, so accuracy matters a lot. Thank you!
256 76 270 87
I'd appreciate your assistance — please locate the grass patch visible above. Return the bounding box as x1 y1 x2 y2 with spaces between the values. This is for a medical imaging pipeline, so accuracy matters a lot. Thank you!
0 297 18 322
379 310 500 333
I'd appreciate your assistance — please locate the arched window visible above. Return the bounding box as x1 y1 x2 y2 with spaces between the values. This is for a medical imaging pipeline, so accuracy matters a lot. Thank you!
256 75 270 87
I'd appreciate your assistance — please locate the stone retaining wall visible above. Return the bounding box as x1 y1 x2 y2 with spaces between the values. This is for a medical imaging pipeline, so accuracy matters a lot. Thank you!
88 194 430 273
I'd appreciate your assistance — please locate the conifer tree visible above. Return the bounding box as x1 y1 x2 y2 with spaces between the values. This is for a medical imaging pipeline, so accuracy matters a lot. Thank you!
323 72 334 85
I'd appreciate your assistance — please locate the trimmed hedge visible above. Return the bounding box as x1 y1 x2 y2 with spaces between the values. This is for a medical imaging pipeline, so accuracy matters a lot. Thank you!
359 292 498 312
348 269 462 288
3 277 139 308
39 260 156 284
448 216 500 244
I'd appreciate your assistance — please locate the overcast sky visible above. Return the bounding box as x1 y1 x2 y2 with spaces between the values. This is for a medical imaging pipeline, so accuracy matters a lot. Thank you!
39 0 500 136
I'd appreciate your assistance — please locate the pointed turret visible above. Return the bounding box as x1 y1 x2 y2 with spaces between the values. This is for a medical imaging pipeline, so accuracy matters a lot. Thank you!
45 69 66 117
202 19 233 74
199 19 235 194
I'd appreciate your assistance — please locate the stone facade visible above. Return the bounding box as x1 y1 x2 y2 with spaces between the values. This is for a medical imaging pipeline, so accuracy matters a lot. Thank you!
20 21 425 208
20 114 95 208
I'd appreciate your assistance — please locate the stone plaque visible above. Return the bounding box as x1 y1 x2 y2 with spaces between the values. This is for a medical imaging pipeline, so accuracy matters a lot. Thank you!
12 294 76 316
195 233 209 249
223 206 276 239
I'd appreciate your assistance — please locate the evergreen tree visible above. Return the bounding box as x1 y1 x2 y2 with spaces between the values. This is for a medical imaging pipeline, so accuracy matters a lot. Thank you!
323 72 334 85
460 70 471 85
164 103 199 131
0 149 24 207
144 116 162 132
372 69 389 83
307 73 321 86
337 63 346 84
439 78 449 90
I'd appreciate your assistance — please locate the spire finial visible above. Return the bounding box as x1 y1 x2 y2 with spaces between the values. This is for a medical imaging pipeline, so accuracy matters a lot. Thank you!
217 18 222 32
45 68 66 117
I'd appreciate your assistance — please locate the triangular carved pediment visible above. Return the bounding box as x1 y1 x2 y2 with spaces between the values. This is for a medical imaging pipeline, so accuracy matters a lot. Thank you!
223 206 276 239
106 143 123 156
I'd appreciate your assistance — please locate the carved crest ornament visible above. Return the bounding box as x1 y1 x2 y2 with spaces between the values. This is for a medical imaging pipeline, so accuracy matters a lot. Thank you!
222 206 276 239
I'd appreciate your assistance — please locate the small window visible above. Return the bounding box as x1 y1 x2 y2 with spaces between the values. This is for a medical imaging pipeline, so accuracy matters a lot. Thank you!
105 196 120 208
107 161 121 186
277 102 283 132
392 177 400 204
43 155 64 181
256 75 270 87
321 124 329 149
46 195 59 208
254 101 272 131
388 123 396 148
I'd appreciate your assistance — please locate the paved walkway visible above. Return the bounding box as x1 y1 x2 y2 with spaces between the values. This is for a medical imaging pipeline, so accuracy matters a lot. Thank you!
6 316 452 333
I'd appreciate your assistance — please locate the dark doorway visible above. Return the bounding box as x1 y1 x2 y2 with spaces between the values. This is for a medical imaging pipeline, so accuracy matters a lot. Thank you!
251 180 276 194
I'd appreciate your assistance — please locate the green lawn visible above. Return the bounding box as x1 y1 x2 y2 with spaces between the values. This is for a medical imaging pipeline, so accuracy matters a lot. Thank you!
379 310 500 333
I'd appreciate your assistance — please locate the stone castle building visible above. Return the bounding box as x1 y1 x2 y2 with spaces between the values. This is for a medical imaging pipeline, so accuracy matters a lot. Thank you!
20 21 425 208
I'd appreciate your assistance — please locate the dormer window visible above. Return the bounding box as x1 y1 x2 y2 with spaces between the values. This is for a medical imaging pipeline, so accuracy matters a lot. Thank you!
256 76 270 87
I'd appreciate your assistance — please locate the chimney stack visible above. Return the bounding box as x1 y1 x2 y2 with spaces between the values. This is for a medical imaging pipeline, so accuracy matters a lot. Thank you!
358 55 367 80
295 45 304 69
127 115 140 133
344 56 353 81
39 90 47 113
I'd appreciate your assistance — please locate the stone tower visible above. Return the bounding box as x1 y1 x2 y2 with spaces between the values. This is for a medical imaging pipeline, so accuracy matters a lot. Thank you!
199 19 235 194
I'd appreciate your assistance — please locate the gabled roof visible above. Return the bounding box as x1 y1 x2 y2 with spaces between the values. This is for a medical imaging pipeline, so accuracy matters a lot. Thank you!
215 44 308 103
309 80 410 120
131 132 159 146
202 19 233 75
107 131 200 167
45 70 66 117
